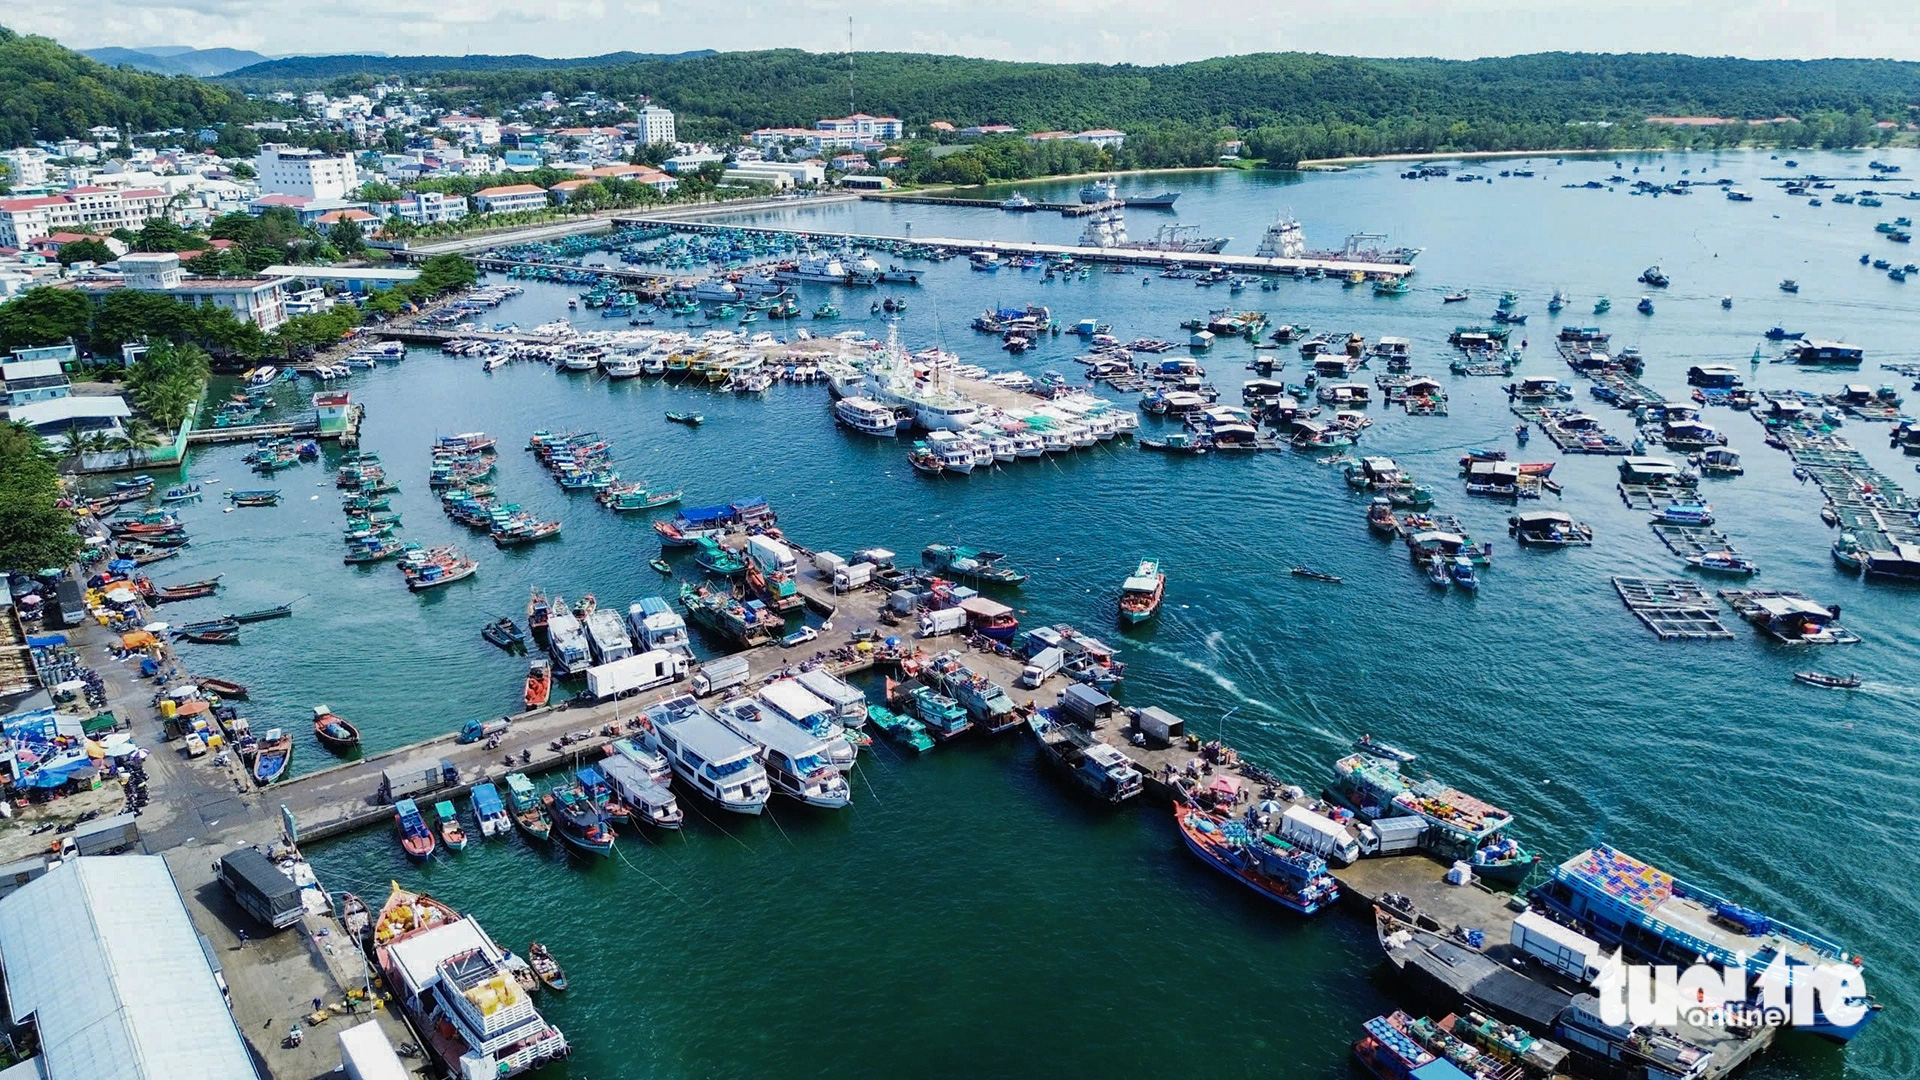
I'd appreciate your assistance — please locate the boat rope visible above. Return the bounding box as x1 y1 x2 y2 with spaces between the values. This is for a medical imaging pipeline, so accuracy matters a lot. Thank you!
611 840 698 911
763 804 797 849
853 757 883 807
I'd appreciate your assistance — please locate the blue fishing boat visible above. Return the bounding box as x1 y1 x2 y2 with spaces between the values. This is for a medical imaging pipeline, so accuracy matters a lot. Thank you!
544 788 615 857
1174 804 1340 916
471 782 511 838
394 798 435 859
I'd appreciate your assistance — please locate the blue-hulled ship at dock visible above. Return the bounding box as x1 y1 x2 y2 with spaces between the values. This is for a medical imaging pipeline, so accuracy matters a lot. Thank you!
1530 845 1880 1043
1174 802 1340 915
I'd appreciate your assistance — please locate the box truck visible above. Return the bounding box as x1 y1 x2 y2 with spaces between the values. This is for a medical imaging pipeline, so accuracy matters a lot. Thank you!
587 650 688 700
691 653 751 697
1510 910 1607 983
1280 805 1361 865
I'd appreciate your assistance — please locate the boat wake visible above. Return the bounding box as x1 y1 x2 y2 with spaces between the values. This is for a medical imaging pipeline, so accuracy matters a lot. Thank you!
1132 639 1289 722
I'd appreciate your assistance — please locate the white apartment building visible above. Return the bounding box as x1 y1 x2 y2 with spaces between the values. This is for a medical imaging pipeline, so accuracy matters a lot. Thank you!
817 114 903 140
108 252 290 330
0 187 170 248
471 184 549 214
1 148 49 190
254 144 361 201
637 105 677 145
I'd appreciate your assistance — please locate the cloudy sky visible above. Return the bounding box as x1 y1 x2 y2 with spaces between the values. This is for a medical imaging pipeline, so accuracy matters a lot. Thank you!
16 0 1920 64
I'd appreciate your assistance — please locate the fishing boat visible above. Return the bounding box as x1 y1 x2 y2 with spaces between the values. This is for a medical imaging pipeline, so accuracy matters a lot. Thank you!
393 798 435 858
434 800 468 851
1592 297 1610 314
161 483 201 502
1793 671 1861 689
505 772 552 841
1329 753 1538 884
527 589 550 644
1290 567 1343 583
1652 499 1714 526
544 788 615 857
866 705 935 753
524 658 552 709
528 943 568 992
175 627 240 645
1426 558 1451 588
1174 803 1340 916
921 544 1028 586
1636 295 1654 314
1117 559 1165 624
152 576 222 603
665 411 704 426
226 602 294 624
1028 710 1143 803
1441 290 1470 303
250 728 292 784
483 616 526 652
197 676 248 699
649 556 673 574
312 705 361 752
470 783 510 839
1686 551 1760 575
693 536 747 576
226 488 283 506
1449 555 1479 591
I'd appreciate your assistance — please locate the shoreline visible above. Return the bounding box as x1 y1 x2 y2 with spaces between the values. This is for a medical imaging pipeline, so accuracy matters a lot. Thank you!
900 165 1235 197
1295 148 1654 168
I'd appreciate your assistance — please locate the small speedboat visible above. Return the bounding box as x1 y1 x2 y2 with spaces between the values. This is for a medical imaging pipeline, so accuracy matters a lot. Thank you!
650 556 673 574
1686 551 1759 575
1793 671 1860 690
1353 735 1417 765
1289 566 1342 583
482 616 526 652
666 411 704 426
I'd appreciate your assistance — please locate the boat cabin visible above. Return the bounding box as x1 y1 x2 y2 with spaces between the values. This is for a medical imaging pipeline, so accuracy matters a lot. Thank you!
1354 456 1402 486
1745 595 1847 643
1464 461 1526 497
1697 447 1743 474
1792 340 1864 365
1058 683 1116 727
1313 355 1361 378
1509 511 1592 546
1317 382 1370 406
1241 379 1286 407
1663 419 1724 447
1369 336 1412 363
1687 364 1742 388
1407 530 1469 562
1514 376 1566 399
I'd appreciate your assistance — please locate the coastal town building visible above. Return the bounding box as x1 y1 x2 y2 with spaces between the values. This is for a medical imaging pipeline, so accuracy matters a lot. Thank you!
1075 129 1127 149
371 190 469 225
663 152 725 175
817 114 903 140
0 147 50 191
68 252 293 331
726 160 824 188
637 105 677 145
472 184 550 214
0 187 171 248
1 355 73 407
254 144 360 201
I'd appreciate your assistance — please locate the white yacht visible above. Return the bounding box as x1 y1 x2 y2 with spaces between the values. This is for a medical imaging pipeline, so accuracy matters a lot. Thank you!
755 678 859 771
927 431 975 473
1012 431 1045 458
834 396 900 436
1106 409 1140 437
601 351 642 378
714 698 851 809
626 597 691 658
859 329 984 430
640 695 771 815
1040 429 1074 453
559 346 600 372
609 735 674 785
989 435 1017 462
966 437 995 470
693 280 742 303
778 253 852 284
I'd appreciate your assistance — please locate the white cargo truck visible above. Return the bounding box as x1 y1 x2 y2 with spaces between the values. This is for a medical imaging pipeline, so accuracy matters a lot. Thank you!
1356 814 1426 856
917 606 967 638
1510 910 1607 983
1280 805 1361 865
691 653 752 697
1018 646 1063 688
587 650 688 700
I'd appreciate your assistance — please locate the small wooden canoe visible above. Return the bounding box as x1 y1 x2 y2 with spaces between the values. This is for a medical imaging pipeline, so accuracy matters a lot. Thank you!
313 706 361 752
228 603 295 623
197 676 249 699
176 628 240 645
528 942 567 991
483 617 525 652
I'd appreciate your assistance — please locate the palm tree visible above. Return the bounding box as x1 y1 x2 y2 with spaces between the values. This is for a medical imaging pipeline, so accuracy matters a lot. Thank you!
83 431 114 456
58 429 86 462
120 419 164 450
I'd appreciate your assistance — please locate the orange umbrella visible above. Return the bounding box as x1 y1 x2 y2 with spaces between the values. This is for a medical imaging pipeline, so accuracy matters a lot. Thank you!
175 699 211 717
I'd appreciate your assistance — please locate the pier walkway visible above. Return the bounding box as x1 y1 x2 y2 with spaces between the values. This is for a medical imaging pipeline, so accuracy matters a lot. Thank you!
613 214 1418 279
862 192 1119 216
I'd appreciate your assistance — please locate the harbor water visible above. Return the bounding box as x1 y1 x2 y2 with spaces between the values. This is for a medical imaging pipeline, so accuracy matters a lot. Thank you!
145 149 1918 1078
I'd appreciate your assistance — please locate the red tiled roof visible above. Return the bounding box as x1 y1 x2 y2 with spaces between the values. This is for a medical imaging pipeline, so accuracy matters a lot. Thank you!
474 184 545 196
0 197 66 212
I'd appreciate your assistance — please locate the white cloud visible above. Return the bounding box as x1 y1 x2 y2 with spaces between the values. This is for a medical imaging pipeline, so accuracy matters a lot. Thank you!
15 0 1920 64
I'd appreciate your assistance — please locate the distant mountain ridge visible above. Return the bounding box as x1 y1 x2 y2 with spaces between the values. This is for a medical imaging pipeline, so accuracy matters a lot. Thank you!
81 45 271 76
222 49 717 80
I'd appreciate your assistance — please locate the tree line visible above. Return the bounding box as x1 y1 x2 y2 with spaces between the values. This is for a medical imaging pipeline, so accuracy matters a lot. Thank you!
0 25 256 147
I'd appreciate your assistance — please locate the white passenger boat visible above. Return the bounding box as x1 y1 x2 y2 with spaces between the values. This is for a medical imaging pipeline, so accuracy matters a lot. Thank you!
927 431 976 473
639 695 771 815
715 697 852 808
833 396 901 436
601 352 642 379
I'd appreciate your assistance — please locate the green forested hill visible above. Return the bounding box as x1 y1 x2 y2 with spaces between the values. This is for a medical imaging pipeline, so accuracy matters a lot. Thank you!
321 49 1920 134
0 27 255 147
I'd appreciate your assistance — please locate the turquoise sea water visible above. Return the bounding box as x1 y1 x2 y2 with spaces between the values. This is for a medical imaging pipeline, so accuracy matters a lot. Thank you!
144 149 1919 1078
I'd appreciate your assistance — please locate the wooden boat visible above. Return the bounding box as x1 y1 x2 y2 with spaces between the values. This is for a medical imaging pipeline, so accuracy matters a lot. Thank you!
250 728 292 784
527 589 550 645
175 628 240 645
161 484 202 502
1290 567 1343 583
665 411 704 426
434 800 468 851
115 543 180 565
543 789 614 857
1353 734 1418 764
505 772 552 842
393 799 435 859
483 616 526 652
1793 671 1861 689
338 892 370 941
197 676 249 699
227 602 294 623
528 942 568 991
524 658 552 709
226 490 282 507
649 556 673 574
312 705 361 752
